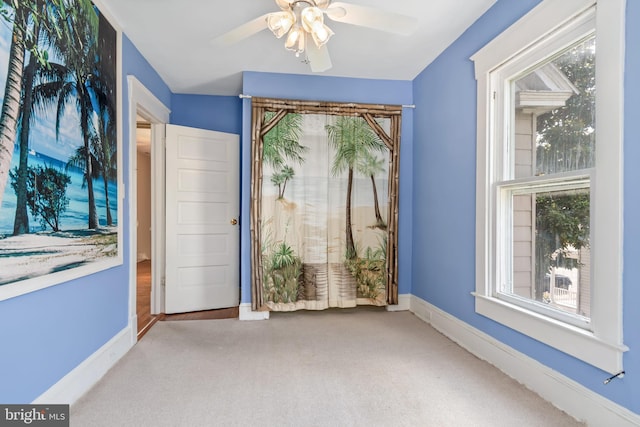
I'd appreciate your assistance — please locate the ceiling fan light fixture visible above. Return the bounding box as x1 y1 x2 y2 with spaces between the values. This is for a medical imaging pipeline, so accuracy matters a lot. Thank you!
266 11 295 38
310 23 333 48
284 25 306 56
301 5 333 48
311 25 334 47
269 0 335 62
300 6 323 32
313 0 331 9
275 0 295 10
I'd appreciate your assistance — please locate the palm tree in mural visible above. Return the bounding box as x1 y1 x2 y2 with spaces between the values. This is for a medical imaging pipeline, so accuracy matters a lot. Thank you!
357 151 386 229
326 116 385 259
35 0 101 229
0 1 33 209
64 98 116 227
90 11 117 226
90 104 117 226
0 0 74 209
263 112 307 193
271 165 295 200
11 4 45 235
12 0 86 234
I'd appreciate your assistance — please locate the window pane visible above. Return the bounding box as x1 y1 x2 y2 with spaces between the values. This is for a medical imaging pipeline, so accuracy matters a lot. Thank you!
508 187 590 318
512 37 596 178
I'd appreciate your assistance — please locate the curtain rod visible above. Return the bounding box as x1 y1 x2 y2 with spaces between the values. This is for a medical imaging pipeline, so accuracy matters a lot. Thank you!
238 94 415 109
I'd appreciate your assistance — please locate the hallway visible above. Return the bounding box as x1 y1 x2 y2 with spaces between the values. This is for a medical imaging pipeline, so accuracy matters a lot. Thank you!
136 260 158 339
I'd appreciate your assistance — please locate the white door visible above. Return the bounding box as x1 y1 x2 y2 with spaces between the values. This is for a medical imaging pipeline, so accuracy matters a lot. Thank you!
165 124 239 313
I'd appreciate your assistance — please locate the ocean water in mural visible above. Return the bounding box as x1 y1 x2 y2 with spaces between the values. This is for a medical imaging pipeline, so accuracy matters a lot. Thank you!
0 150 117 235
260 113 390 310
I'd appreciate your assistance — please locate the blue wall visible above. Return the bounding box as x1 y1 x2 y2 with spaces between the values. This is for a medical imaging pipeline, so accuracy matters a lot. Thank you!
171 94 242 135
0 34 171 404
122 36 172 109
621 0 640 413
412 0 639 414
0 268 128 403
240 72 414 304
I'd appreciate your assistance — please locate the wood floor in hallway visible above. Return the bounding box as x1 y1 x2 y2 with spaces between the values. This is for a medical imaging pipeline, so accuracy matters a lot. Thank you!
136 260 238 340
136 260 160 339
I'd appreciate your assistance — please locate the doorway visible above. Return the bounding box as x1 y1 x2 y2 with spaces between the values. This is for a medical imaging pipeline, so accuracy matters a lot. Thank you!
127 76 170 342
135 119 158 338
127 77 240 339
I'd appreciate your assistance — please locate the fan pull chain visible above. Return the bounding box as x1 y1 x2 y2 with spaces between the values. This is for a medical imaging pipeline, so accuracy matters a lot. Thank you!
603 371 625 385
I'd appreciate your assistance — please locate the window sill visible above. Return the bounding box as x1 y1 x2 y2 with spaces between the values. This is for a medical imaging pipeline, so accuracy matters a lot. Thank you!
473 293 627 374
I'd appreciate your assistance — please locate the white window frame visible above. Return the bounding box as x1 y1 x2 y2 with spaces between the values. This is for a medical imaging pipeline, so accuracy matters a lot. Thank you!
497 176 592 328
471 0 627 374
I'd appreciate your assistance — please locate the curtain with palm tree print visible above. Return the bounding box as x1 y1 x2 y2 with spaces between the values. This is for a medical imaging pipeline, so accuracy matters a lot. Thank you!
251 99 401 311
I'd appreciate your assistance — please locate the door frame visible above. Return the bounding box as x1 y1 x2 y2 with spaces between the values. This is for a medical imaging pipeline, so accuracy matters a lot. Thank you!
127 76 170 341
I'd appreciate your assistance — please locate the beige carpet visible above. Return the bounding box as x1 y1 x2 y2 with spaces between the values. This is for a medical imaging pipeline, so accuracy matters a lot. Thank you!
71 307 584 426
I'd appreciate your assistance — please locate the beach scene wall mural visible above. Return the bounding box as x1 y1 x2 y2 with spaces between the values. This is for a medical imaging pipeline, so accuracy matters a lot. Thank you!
252 99 401 311
0 0 119 300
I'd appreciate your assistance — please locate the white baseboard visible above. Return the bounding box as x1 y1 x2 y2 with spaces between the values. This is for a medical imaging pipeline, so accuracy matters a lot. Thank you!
32 325 134 405
409 295 640 427
239 303 269 321
130 314 138 345
386 294 411 311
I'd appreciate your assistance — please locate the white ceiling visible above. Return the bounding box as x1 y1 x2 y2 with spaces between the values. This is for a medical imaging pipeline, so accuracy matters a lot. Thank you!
100 0 496 96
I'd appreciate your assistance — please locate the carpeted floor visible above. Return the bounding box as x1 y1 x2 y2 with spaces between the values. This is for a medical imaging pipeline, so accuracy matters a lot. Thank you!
71 307 584 426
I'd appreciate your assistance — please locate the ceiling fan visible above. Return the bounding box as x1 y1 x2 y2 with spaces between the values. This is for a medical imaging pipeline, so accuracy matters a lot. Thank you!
212 0 418 72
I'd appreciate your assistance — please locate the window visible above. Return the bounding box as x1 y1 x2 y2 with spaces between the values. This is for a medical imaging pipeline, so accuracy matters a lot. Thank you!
500 36 594 328
471 0 627 373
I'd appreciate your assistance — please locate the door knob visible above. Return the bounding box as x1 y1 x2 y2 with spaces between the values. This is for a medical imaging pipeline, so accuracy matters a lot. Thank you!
231 219 238 225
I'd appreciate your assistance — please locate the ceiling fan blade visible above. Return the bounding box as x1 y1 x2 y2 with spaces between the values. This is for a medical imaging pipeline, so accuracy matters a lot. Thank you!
212 14 269 46
306 43 332 72
326 2 418 36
